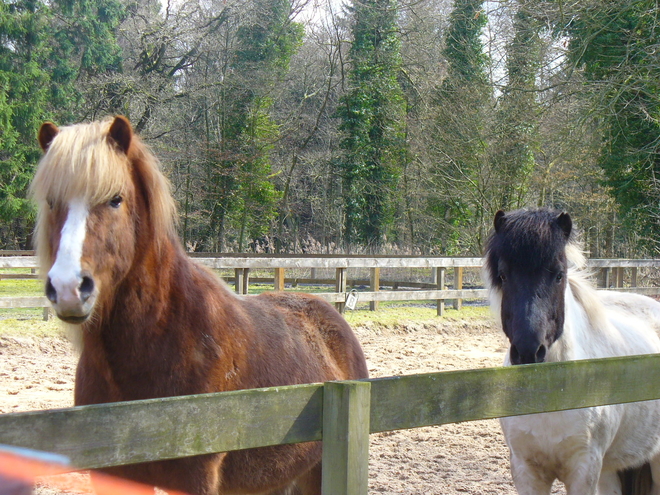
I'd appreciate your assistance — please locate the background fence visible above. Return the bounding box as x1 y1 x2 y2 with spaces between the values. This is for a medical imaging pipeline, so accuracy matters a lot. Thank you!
2 251 659 317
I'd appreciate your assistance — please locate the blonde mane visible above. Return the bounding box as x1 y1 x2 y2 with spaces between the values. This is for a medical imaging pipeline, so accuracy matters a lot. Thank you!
30 118 177 271
565 240 610 333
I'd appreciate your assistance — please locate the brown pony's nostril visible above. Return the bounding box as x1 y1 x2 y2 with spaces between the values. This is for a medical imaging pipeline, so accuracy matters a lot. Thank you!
45 277 57 304
79 276 95 303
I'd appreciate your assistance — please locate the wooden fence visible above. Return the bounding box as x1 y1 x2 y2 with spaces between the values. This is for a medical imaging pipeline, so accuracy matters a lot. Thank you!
1 354 660 494
1 253 659 317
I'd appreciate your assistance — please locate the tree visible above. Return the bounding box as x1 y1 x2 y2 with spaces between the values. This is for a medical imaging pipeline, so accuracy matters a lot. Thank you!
428 0 492 253
564 0 660 252
490 0 542 211
335 0 407 250
0 0 124 248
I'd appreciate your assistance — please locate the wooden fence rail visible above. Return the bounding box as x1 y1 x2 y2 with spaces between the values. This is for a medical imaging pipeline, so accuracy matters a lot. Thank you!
1 255 659 317
1 354 660 494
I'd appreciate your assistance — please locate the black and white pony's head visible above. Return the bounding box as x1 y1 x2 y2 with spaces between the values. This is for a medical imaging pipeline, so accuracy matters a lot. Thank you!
484 209 574 365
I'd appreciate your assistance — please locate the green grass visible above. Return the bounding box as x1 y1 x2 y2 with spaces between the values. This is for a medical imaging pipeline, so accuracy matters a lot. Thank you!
0 279 43 297
0 315 63 338
0 268 43 297
342 304 490 327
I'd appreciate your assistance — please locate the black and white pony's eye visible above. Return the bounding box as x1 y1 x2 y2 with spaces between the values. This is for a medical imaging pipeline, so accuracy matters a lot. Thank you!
109 195 123 208
498 273 507 284
556 272 564 282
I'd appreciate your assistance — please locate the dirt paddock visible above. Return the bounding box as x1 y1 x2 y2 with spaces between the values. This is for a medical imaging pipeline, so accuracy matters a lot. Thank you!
0 315 567 494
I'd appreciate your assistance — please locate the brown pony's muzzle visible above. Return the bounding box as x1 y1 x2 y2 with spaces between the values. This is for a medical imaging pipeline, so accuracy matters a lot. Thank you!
46 273 96 324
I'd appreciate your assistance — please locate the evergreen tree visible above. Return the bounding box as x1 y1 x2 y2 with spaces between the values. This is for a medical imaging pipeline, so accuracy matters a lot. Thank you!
566 0 660 251
429 0 492 253
336 0 406 250
0 0 124 247
0 0 50 247
490 0 542 210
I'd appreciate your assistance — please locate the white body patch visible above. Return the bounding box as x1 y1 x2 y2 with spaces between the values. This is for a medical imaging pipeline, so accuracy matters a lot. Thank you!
48 199 88 296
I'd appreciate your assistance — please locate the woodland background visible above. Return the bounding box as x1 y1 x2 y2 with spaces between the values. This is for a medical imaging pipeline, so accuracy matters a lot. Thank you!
2 0 660 257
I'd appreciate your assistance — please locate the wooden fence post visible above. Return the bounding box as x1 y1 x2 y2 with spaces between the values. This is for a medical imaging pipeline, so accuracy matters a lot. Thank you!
632 267 638 288
274 268 285 291
616 267 624 288
453 267 463 311
369 268 380 312
336 268 347 314
436 267 446 316
322 381 371 495
234 269 244 295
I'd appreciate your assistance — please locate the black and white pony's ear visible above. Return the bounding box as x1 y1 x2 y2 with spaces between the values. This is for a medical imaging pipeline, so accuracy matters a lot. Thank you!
556 212 572 239
108 115 133 154
38 122 59 152
494 210 506 232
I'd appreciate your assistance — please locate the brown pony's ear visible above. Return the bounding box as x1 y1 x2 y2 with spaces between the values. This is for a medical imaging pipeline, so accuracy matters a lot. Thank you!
556 211 572 239
494 210 506 232
38 122 59 152
108 116 133 154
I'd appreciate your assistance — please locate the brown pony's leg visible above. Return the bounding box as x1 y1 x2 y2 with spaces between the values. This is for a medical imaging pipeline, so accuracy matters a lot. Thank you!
294 462 322 495
220 442 321 494
263 462 321 495
98 453 224 495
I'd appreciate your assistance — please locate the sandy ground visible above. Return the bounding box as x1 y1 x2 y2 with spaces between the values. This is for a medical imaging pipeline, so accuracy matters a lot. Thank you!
0 315 567 494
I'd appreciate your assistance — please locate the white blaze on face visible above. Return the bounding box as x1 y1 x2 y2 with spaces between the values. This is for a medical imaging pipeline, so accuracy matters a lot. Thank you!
48 198 89 300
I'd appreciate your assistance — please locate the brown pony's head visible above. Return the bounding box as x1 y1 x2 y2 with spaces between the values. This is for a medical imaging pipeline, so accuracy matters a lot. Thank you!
31 116 176 324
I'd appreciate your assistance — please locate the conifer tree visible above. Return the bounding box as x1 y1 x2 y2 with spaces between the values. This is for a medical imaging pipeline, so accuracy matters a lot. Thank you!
429 0 492 252
336 0 406 250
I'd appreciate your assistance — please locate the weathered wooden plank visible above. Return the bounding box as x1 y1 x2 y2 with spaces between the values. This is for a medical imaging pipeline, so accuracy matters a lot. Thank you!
0 296 49 309
195 257 485 269
321 381 371 495
368 354 660 433
3 356 660 472
313 289 489 304
600 287 660 295
0 384 324 470
0 257 39 269
0 274 38 280
1 253 658 270
232 277 441 289
0 250 35 256
587 259 660 268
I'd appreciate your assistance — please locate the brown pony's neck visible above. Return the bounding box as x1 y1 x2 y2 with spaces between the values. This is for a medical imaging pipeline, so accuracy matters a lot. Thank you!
77 234 222 401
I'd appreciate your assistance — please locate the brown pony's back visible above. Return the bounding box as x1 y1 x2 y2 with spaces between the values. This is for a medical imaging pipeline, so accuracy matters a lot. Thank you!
32 116 368 495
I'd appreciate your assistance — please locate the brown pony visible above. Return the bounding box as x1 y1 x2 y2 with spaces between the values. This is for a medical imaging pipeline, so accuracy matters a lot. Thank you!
30 116 369 495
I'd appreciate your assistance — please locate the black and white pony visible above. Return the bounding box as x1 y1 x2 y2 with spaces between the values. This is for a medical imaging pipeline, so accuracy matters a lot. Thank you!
484 208 660 495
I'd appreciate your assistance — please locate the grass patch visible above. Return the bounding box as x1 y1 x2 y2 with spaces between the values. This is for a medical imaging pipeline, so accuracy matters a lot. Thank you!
343 303 491 327
0 279 43 297
0 316 64 338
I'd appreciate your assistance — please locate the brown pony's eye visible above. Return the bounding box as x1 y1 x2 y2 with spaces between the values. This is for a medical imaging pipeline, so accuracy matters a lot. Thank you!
109 195 123 208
